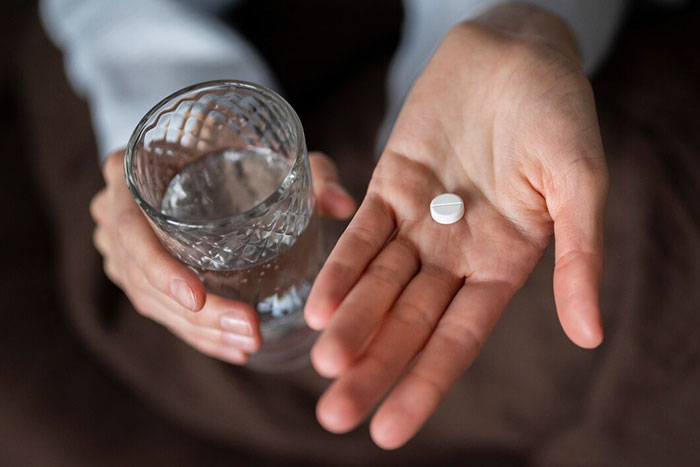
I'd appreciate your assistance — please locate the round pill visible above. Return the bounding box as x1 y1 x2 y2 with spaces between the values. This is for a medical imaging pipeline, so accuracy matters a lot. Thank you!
430 193 464 224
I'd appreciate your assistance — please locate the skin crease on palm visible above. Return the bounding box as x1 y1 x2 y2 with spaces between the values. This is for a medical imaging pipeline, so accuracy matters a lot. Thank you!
304 7 609 451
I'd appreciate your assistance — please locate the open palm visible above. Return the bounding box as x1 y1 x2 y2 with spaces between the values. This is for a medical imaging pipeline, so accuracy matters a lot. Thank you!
305 20 608 449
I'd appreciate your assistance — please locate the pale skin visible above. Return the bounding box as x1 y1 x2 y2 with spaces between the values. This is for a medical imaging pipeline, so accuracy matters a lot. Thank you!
90 3 608 453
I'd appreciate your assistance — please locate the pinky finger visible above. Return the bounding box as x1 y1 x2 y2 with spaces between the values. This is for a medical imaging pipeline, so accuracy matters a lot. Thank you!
179 332 249 365
137 293 249 365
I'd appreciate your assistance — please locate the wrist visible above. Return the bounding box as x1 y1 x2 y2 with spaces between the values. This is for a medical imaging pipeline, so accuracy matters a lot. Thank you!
462 2 582 70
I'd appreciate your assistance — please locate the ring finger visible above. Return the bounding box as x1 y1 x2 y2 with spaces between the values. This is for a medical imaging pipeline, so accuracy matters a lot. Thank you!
137 292 260 355
316 264 461 433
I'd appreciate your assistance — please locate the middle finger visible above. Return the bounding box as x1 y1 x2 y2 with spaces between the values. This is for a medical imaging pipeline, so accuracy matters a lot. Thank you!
315 263 462 433
311 237 420 377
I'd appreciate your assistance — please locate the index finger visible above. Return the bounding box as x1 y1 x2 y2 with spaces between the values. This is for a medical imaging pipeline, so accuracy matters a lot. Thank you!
305 194 395 330
116 208 206 311
107 153 206 312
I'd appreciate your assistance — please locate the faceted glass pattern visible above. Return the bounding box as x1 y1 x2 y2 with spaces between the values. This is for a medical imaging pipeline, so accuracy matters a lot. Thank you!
125 81 314 272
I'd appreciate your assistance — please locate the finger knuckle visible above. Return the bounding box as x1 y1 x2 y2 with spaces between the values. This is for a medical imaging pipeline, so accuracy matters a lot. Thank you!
89 193 106 223
172 327 197 347
116 210 140 235
103 261 121 284
130 294 150 317
310 152 338 177
347 224 381 254
144 256 177 291
309 150 330 160
103 152 124 180
409 368 447 402
323 260 356 284
364 350 394 376
92 228 105 253
366 262 403 289
184 310 202 325
440 320 483 358
125 262 150 293
181 333 216 357
116 212 147 249
421 262 462 289
124 256 141 277
309 151 332 166
392 301 435 335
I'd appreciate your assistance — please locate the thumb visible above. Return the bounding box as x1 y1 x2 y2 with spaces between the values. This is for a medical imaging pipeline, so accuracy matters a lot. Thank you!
309 151 356 219
549 162 608 349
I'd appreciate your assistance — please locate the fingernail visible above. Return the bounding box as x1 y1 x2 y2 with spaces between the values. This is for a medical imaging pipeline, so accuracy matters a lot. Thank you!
170 278 195 311
222 332 258 352
220 314 253 336
325 181 352 201
218 348 247 365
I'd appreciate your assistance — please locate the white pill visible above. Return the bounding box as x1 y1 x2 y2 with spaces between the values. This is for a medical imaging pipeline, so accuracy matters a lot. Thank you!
430 193 464 225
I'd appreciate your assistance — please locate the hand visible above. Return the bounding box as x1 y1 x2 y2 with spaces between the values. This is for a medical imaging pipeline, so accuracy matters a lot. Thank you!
91 149 355 365
305 5 608 449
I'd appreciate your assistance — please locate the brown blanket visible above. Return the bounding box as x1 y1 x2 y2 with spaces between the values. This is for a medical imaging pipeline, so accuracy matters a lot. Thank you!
3 4 699 466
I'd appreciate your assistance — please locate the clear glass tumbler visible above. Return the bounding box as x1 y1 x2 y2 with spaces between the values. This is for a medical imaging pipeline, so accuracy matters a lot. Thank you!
125 80 321 372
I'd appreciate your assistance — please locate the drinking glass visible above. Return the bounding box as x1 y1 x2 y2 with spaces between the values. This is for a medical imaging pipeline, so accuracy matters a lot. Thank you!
125 80 321 372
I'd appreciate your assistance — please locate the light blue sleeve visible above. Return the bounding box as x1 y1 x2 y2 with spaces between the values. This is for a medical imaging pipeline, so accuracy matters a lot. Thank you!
378 0 628 151
40 0 278 163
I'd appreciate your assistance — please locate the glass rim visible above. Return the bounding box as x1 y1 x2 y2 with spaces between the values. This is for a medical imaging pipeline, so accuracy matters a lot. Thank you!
124 79 307 230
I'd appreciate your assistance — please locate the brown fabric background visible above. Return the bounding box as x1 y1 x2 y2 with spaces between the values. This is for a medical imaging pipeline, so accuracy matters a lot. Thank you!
2 2 699 465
